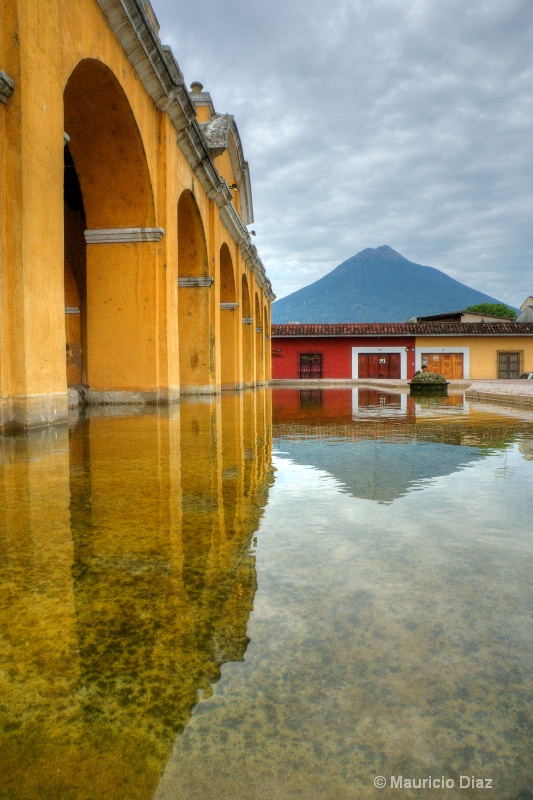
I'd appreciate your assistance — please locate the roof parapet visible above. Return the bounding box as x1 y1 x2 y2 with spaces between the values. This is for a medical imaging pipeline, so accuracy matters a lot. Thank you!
189 81 216 119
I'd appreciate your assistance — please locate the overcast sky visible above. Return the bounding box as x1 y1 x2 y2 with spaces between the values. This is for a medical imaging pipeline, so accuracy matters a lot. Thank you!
153 0 533 305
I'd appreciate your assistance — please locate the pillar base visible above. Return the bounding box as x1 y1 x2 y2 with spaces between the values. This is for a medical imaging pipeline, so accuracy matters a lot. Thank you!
0 393 69 432
87 387 181 405
221 382 245 392
179 384 220 396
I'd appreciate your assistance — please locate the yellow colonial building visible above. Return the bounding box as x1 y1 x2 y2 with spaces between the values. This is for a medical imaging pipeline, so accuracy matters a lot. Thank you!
0 0 274 432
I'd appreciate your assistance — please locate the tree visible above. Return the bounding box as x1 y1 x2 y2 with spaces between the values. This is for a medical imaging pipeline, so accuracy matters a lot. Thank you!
466 303 517 320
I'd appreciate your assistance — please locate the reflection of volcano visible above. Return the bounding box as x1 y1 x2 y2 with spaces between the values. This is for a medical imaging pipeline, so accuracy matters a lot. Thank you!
275 438 485 503
272 387 526 503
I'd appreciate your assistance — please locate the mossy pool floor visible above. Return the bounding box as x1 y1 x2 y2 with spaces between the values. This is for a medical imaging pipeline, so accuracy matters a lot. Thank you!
1 389 532 799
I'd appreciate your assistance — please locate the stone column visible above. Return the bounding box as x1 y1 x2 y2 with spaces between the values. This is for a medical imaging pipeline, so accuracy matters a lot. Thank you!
84 228 172 403
0 1 67 430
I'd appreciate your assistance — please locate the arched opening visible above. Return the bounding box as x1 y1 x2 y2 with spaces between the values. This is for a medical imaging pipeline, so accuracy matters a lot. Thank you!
64 259 83 386
255 294 263 384
220 243 237 389
64 143 87 387
64 60 154 230
177 190 213 392
63 59 157 398
241 274 253 386
263 303 271 381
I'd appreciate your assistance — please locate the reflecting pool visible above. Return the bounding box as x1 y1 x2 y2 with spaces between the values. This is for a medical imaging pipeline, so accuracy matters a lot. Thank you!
1 388 532 799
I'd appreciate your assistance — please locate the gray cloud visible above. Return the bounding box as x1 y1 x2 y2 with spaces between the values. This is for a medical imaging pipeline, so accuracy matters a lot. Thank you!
153 0 533 305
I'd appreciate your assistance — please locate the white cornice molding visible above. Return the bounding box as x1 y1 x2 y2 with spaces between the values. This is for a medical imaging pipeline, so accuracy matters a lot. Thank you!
176 126 229 201
178 276 214 287
0 70 15 104
95 1 191 116
94 0 275 300
242 317 253 325
227 118 253 225
85 227 165 243
220 302 239 310
220 205 275 301
95 1 220 195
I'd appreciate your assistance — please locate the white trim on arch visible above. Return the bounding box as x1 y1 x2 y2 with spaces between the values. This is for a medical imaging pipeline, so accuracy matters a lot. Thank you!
415 346 470 378
352 347 407 379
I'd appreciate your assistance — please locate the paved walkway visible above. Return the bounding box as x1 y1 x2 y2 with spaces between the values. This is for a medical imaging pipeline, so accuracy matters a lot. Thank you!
464 380 533 406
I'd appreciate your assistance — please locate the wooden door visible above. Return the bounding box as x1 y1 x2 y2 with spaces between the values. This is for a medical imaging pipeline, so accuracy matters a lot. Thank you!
422 353 463 379
386 353 401 378
358 353 401 379
299 352 323 379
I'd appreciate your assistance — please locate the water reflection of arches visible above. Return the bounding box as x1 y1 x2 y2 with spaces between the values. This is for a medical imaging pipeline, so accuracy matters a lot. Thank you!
255 293 263 386
64 59 159 399
0 392 273 799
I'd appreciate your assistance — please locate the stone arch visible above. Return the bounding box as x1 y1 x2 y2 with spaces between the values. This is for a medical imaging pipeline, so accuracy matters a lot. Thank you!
241 274 253 386
177 190 213 391
220 243 237 388
263 302 271 381
63 59 159 397
220 244 236 302
64 59 155 228
241 274 251 318
255 293 263 383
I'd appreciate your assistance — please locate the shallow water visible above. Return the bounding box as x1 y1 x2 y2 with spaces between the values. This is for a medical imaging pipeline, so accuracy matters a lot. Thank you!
0 388 532 800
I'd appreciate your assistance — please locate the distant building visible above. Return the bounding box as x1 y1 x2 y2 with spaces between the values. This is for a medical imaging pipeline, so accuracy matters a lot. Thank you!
411 310 516 324
517 298 533 323
272 314 533 380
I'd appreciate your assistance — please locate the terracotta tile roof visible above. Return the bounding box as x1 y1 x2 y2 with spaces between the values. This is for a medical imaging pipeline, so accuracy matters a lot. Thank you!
271 322 533 336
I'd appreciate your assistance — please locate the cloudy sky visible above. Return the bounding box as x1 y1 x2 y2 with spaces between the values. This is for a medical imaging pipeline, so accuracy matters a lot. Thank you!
153 0 533 304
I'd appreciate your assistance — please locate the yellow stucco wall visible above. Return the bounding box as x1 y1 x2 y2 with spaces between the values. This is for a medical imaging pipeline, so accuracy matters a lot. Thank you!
0 0 273 429
416 337 533 379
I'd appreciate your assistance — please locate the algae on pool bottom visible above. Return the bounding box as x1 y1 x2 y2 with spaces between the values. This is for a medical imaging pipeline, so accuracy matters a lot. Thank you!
0 389 532 800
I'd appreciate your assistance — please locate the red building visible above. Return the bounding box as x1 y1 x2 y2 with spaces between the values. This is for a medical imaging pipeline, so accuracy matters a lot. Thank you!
271 324 417 380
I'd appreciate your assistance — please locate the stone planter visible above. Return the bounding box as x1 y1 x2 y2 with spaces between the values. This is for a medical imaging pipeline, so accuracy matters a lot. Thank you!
409 371 449 396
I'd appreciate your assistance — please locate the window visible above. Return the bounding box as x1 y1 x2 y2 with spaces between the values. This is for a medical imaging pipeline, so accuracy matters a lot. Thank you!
498 351 523 379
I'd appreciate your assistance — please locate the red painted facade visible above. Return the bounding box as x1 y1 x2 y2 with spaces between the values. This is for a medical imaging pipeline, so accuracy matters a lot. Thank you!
271 336 416 379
